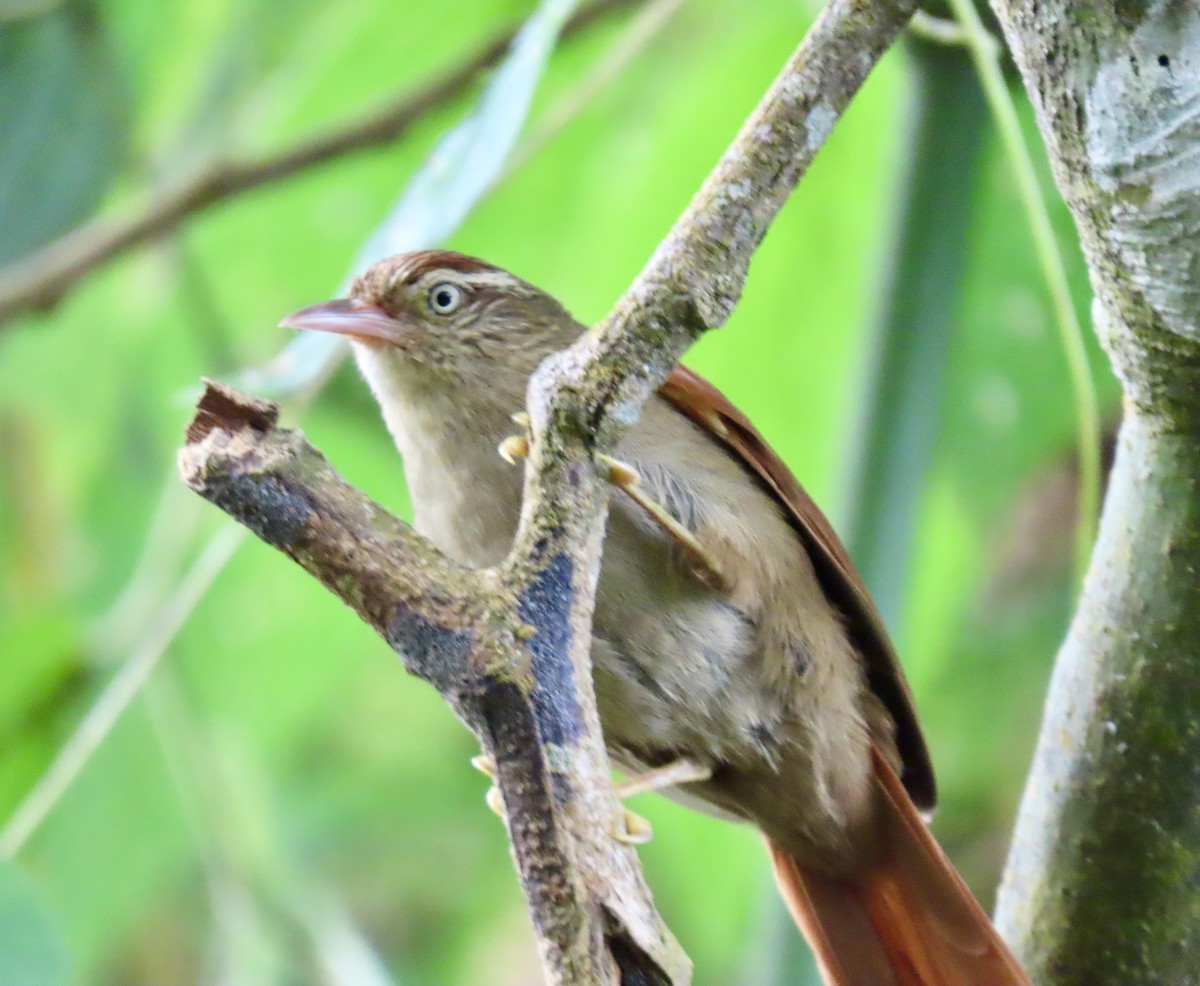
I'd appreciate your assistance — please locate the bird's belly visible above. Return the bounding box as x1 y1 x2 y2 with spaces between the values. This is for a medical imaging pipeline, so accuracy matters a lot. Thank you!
589 510 785 774
588 509 878 868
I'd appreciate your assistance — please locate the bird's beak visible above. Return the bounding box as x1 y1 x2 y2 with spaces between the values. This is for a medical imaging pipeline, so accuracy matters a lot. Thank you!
279 298 406 345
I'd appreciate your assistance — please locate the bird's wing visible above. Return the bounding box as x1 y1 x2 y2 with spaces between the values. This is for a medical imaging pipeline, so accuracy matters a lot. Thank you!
658 364 935 809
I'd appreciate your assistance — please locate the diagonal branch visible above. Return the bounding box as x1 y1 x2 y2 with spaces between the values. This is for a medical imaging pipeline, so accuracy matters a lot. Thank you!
501 2 918 967
179 1 917 983
0 0 637 328
179 383 482 693
512 0 918 570
519 0 918 467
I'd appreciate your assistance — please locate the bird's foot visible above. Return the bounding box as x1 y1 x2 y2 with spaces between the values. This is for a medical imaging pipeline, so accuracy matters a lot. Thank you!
471 755 505 818
612 809 654 844
474 755 650 843
610 759 712 844
497 434 529 465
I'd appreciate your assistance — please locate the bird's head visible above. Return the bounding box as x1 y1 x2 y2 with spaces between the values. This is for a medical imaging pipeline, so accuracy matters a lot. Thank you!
281 251 581 401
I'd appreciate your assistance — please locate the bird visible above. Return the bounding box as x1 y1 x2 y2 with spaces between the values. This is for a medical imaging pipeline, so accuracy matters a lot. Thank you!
281 249 1031 986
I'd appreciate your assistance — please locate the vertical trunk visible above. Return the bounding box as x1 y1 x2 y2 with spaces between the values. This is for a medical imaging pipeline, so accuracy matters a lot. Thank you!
988 2 1200 982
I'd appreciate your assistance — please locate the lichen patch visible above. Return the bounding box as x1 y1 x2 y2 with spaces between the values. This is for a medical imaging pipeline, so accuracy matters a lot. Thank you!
1086 1 1200 340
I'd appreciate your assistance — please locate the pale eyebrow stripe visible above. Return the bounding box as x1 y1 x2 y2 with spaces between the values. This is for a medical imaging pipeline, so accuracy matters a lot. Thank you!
413 269 519 291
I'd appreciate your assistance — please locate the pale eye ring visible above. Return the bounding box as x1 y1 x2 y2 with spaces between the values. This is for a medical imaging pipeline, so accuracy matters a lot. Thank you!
427 282 463 315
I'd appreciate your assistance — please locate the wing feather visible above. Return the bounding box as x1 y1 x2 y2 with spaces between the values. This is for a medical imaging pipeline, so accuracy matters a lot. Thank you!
658 364 936 809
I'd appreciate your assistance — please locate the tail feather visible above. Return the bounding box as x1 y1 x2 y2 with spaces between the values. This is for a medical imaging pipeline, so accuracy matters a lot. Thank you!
768 747 1031 986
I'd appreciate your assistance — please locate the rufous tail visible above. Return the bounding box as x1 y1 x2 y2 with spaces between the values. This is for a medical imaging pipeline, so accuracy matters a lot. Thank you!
767 747 1031 986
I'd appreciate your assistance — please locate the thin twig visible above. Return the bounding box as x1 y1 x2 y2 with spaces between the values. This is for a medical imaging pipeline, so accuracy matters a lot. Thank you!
518 0 921 474
0 0 638 327
0 0 63 23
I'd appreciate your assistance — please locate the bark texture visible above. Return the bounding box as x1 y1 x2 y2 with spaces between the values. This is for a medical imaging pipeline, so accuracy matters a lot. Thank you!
990 3 1200 984
179 2 918 983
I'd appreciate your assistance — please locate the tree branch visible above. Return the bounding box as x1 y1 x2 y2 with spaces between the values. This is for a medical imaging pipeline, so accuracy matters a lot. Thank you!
179 1 917 982
180 382 686 985
0 0 637 328
527 0 919 442
180 384 481 692
514 0 918 554
988 3 1200 983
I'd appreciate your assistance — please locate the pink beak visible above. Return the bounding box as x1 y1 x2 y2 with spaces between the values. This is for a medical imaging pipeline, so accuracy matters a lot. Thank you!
279 298 406 344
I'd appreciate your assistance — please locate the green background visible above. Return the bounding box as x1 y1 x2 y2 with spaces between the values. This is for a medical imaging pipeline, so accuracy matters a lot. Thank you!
0 0 1118 983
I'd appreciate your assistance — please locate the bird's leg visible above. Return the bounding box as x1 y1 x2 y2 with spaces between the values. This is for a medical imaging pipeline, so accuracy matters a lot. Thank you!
595 453 731 592
499 429 727 594
612 759 713 844
471 754 711 845
616 759 713 799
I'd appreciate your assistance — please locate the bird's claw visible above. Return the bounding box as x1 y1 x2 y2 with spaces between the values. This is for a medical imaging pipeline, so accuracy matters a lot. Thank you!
485 785 505 818
609 759 712 846
613 809 653 845
472 755 506 819
596 452 640 489
498 434 529 465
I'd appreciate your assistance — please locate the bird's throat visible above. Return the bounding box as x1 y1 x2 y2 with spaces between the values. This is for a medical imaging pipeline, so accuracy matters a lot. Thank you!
353 344 524 568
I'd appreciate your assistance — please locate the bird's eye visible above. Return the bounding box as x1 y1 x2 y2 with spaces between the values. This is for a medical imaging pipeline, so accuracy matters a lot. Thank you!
427 282 462 315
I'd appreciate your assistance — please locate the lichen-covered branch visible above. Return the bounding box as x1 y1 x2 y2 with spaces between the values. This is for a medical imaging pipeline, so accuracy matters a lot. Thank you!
178 1 917 982
988 3 1200 983
522 0 918 462
179 383 482 692
503 0 918 967
512 0 918 603
180 381 685 986
0 0 637 328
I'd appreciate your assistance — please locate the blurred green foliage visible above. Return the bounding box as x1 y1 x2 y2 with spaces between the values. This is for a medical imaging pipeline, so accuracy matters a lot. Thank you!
0 2 127 267
0 861 69 986
0 0 1119 984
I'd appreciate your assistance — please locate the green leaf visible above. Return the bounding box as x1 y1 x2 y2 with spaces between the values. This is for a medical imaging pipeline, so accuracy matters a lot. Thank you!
0 2 128 266
0 863 69 986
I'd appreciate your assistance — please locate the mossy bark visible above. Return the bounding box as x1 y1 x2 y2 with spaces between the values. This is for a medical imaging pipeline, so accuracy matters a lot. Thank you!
989 2 1200 983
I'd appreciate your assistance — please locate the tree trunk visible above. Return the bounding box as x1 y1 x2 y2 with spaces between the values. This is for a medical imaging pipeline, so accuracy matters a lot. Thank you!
990 3 1200 984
